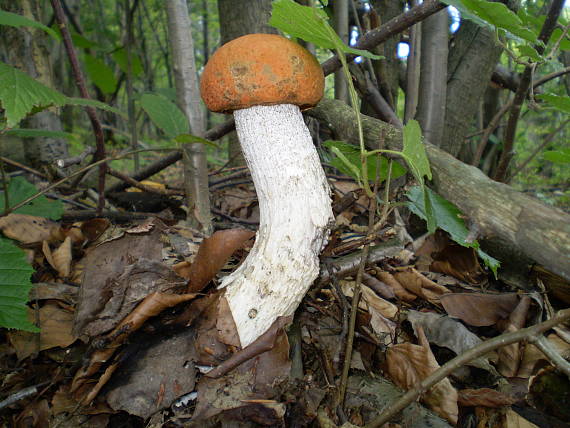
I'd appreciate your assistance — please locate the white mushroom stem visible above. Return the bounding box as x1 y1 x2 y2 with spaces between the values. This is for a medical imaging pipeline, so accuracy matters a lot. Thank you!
219 103 334 347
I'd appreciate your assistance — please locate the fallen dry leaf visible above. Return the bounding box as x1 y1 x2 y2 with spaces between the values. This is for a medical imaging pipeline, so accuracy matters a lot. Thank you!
497 296 531 377
374 270 416 302
518 333 570 377
45 236 72 278
187 228 255 293
9 303 76 360
440 292 520 327
386 326 458 424
393 268 450 305
0 213 63 244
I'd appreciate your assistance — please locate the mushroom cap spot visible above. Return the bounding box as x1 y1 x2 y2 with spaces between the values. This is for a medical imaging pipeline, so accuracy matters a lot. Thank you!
200 34 325 113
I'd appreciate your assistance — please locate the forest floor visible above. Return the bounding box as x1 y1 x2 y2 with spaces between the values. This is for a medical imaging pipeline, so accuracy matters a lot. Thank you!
1 162 569 428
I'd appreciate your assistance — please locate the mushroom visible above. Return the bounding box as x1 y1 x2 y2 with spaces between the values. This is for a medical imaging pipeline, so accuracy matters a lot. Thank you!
200 34 334 347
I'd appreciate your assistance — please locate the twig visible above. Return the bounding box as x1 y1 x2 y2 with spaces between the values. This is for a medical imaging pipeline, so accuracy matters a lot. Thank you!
365 308 570 428
51 0 107 213
1 148 176 216
0 382 50 411
56 146 96 168
106 167 179 195
321 0 445 76
531 334 570 379
0 156 47 179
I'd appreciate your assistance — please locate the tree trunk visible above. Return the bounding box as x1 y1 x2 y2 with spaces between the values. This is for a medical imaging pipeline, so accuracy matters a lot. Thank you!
416 9 448 143
0 0 68 170
441 21 503 157
333 0 349 104
166 0 212 234
308 99 570 282
217 0 277 166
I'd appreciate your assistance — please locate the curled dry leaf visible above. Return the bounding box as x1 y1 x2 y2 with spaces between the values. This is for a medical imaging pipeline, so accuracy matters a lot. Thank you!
440 292 520 327
386 326 458 425
43 236 72 278
375 270 416 302
393 268 450 305
0 213 63 244
497 296 531 377
187 228 255 293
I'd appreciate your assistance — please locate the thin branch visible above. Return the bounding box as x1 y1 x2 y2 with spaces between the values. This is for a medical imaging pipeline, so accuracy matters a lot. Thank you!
50 0 107 213
321 0 446 76
365 309 570 428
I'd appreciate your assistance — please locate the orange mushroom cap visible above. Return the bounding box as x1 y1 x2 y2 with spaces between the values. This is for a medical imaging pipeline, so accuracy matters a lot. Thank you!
200 34 325 113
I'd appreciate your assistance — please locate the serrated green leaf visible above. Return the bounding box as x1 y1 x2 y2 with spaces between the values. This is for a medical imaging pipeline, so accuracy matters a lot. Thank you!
112 48 143 77
544 149 570 164
0 237 38 332
407 186 500 276
324 140 406 182
65 97 125 117
0 10 58 40
140 93 189 138
0 61 67 128
83 54 117 94
3 177 64 219
403 120 432 181
269 0 380 59
174 133 219 148
6 129 74 139
538 94 570 114
442 0 538 43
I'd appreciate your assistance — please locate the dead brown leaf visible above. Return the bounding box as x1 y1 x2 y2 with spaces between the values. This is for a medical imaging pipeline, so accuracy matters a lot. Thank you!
518 333 570 378
440 292 520 327
15 398 49 428
80 218 110 242
0 213 63 244
386 326 458 424
497 296 531 377
43 236 72 278
8 303 76 360
375 270 417 302
393 268 450 305
187 228 255 293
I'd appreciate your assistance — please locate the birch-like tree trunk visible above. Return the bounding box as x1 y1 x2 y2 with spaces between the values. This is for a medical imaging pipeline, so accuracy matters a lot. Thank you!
166 0 212 234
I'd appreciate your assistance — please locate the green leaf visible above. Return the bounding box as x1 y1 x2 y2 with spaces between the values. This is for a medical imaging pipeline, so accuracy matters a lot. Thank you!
65 97 125 117
0 237 38 332
543 149 570 164
174 133 219 148
6 129 74 139
324 140 406 182
517 45 542 62
538 94 570 114
83 54 117 94
3 177 64 220
442 0 538 43
111 48 143 77
550 28 570 51
140 93 189 138
402 120 432 182
0 61 67 128
71 32 98 49
407 186 500 276
0 10 58 40
269 0 381 59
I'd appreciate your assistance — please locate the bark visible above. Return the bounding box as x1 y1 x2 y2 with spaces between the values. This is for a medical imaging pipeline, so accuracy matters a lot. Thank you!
404 1 422 123
441 21 503 157
217 0 277 166
0 0 69 169
416 9 448 143
333 0 349 104
308 99 570 282
166 0 212 234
